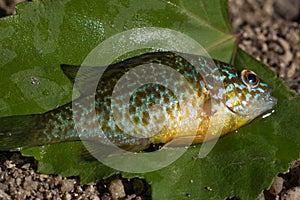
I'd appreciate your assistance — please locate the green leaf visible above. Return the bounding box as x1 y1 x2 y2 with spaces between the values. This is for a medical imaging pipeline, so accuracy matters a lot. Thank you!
1 0 299 199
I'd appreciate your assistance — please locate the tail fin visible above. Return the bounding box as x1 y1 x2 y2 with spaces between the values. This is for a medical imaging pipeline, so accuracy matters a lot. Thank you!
0 114 38 151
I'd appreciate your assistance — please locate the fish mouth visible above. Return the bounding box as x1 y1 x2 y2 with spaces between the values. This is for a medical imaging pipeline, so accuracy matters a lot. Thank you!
262 87 278 110
246 87 277 119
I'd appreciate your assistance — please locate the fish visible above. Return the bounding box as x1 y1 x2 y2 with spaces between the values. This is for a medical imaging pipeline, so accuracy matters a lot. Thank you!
0 51 277 152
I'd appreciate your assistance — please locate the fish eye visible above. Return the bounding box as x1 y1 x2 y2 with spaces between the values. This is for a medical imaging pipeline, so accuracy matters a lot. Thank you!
241 70 260 88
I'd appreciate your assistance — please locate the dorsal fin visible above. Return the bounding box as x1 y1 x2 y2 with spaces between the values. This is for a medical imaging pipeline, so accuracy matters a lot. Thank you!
60 64 80 84
61 64 106 95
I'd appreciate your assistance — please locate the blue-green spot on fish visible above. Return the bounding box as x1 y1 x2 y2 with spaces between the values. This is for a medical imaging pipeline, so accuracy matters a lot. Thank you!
0 51 277 152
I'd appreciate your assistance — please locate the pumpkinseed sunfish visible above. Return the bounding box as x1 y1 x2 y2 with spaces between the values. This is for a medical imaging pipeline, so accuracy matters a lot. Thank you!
0 51 277 152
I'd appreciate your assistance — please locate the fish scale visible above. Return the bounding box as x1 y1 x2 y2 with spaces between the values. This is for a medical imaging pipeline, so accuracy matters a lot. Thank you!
0 51 277 151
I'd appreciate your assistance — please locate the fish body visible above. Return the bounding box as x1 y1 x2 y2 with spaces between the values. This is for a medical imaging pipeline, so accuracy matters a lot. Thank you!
0 52 277 151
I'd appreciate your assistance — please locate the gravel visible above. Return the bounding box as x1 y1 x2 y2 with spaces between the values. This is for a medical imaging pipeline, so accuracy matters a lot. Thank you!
230 0 300 199
0 0 300 199
230 0 300 94
0 152 151 199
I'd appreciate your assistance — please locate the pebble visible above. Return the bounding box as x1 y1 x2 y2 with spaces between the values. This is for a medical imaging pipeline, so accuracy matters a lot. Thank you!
108 179 126 200
281 187 300 200
63 192 72 200
269 176 284 195
90 194 101 200
60 179 75 193
101 193 112 200
21 163 30 170
273 0 300 21
5 160 15 169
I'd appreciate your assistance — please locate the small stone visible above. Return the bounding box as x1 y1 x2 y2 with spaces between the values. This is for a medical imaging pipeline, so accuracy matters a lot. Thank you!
23 176 38 191
281 186 300 200
89 194 100 200
76 185 83 194
85 185 95 194
73 193 79 198
16 177 22 186
101 193 112 200
60 179 75 193
24 175 32 182
12 170 20 178
126 194 137 200
14 189 27 200
63 192 72 200
54 175 63 186
38 185 45 193
0 171 5 180
36 192 44 199
52 190 60 199
45 190 53 199
21 163 31 170
269 176 284 195
43 182 50 190
274 0 300 21
39 174 49 181
108 179 126 200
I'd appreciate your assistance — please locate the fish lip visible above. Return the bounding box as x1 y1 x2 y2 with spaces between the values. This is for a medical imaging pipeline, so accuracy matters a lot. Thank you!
266 87 278 107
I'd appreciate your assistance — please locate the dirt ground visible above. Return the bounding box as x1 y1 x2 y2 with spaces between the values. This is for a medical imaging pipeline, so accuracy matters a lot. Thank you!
0 0 300 199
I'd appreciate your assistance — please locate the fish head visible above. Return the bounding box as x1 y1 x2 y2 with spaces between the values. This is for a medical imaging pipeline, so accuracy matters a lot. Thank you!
222 68 277 122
